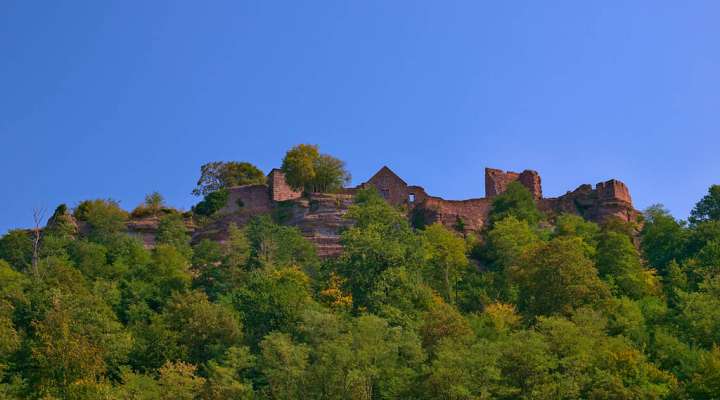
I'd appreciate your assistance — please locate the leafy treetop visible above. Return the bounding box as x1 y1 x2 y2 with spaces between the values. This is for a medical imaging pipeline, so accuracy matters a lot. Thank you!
281 144 350 193
193 161 266 197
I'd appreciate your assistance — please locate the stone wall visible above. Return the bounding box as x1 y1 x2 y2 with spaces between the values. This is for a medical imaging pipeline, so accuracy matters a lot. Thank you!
268 169 302 202
485 168 520 198
540 179 637 223
187 164 638 257
518 170 543 199
597 179 632 204
485 168 542 199
365 166 410 206
415 197 492 232
218 184 273 215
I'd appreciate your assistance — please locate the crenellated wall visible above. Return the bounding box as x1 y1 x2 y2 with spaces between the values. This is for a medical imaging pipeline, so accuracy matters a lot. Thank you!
540 179 637 223
485 168 542 199
180 164 639 257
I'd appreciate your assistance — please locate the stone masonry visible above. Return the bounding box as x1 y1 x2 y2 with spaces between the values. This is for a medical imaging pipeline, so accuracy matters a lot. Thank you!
130 165 638 257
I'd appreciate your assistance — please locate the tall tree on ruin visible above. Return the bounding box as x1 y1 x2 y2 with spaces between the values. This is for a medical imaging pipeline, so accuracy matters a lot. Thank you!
192 162 266 196
281 144 350 193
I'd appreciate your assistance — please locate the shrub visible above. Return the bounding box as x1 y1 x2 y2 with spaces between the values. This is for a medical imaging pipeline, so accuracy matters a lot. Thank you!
193 189 229 216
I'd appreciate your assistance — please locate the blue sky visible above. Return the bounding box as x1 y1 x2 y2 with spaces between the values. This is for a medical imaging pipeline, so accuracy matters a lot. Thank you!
1 1 718 233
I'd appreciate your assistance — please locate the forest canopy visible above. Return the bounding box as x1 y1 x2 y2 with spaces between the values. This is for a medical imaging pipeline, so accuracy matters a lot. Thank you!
1 169 720 399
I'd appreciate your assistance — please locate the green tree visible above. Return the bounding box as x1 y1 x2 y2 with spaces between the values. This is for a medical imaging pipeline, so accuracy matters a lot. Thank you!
31 291 131 398
339 188 424 309
488 181 542 227
259 332 309 400
74 199 129 244
687 345 720 399
245 215 316 268
419 300 473 354
193 161 266 196
597 231 659 299
426 337 504 399
421 223 469 304
281 144 350 193
0 297 21 386
113 368 162 400
510 237 609 317
229 267 314 343
203 346 255 400
191 239 226 299
143 244 193 305
496 330 556 398
41 205 77 259
0 230 33 271
68 240 110 280
641 205 688 273
132 191 166 218
157 361 206 400
366 266 434 328
675 276 720 348
155 214 192 260
282 144 319 192
690 184 720 225
484 216 539 271
193 188 230 216
554 213 600 258
161 290 243 365
651 328 701 382
475 216 540 306
147 191 164 211
313 154 351 193
128 314 185 373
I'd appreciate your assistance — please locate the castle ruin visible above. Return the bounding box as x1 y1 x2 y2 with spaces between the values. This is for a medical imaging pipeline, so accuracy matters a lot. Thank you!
191 165 638 256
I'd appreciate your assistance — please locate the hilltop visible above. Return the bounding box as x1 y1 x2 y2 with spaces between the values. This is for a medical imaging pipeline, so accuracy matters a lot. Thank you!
2 144 720 398
116 164 639 257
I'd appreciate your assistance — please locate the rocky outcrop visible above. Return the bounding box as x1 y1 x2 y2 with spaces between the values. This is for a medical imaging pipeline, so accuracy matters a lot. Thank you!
189 192 353 257
126 217 162 247
540 179 638 223
127 215 195 248
275 193 354 257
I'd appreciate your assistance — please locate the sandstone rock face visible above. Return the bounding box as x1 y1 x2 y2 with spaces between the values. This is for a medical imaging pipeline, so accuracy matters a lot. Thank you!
281 193 355 257
46 208 79 236
126 217 161 248
190 193 354 257
127 216 195 248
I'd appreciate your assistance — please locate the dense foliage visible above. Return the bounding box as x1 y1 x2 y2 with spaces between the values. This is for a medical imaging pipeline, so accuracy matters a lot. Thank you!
193 162 266 197
281 144 351 194
1 182 720 399
193 189 230 217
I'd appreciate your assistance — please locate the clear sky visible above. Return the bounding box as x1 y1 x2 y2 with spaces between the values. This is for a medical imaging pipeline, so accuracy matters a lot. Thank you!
1 1 719 233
